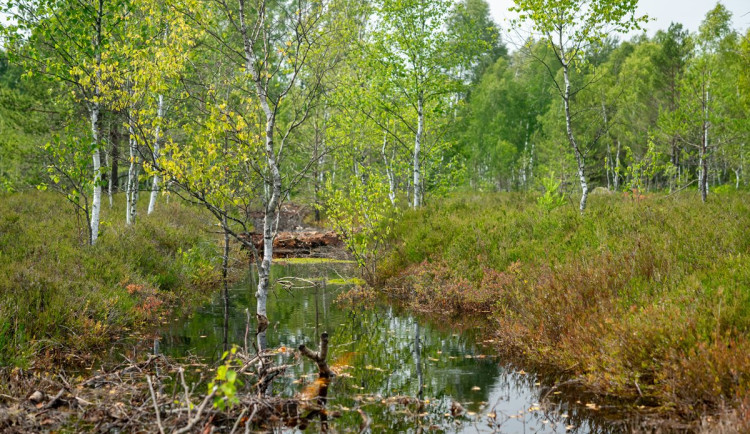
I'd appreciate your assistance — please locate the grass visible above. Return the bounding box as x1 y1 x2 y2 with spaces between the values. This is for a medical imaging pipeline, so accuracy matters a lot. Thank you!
380 191 750 422
0 190 222 367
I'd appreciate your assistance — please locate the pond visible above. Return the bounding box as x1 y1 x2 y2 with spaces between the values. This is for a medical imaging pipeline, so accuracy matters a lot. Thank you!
154 261 616 433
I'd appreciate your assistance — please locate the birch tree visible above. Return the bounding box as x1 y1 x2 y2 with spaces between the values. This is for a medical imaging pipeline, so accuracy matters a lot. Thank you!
2 0 128 243
162 0 354 341
111 0 197 223
511 0 645 212
367 0 485 208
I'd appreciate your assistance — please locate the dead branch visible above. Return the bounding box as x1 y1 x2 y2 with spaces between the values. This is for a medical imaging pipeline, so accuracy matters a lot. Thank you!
298 332 332 378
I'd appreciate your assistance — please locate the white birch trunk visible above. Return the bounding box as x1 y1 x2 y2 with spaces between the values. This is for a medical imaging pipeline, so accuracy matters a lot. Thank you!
382 129 396 205
238 0 279 329
256 110 281 331
89 5 103 245
700 83 709 203
126 111 140 225
106 151 113 207
735 168 740 190
91 107 102 245
529 142 535 182
562 62 588 212
412 93 424 208
147 93 164 214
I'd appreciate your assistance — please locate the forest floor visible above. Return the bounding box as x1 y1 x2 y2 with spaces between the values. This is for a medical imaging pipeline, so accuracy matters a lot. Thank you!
378 190 750 432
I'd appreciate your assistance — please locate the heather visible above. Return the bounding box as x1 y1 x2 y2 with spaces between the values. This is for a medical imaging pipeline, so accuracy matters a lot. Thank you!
0 191 220 366
381 192 750 420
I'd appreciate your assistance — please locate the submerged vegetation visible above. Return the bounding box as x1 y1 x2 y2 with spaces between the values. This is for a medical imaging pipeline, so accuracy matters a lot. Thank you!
381 192 750 424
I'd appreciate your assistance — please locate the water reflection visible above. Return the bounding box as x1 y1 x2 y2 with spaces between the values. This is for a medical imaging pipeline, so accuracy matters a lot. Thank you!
158 263 610 433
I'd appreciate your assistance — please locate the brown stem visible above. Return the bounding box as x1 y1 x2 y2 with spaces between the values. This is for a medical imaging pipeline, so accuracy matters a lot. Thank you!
298 332 332 378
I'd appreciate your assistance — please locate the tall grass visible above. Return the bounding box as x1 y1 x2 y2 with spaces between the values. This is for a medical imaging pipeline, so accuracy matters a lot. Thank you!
0 191 222 366
382 191 750 419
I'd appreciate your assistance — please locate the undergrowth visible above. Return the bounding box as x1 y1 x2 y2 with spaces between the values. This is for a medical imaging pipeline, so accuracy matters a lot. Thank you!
381 192 750 421
0 191 222 367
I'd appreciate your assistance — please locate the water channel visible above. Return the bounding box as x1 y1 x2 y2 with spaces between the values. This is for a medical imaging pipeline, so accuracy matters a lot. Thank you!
153 261 617 433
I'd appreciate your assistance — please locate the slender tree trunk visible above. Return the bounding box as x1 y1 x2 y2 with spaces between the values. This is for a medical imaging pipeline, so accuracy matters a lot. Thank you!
700 83 709 203
602 101 613 191
108 120 119 207
741 143 746 188
147 94 164 214
313 115 325 222
561 62 588 212
89 0 103 245
382 129 396 205
735 168 740 190
256 110 281 339
412 91 424 208
529 142 535 182
91 106 102 245
521 121 530 188
106 149 113 207
126 107 140 225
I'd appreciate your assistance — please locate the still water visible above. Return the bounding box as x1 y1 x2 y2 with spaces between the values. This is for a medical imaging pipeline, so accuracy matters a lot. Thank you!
156 262 612 433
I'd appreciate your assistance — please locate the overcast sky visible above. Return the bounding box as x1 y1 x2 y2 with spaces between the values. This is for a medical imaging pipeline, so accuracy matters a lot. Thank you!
489 0 750 45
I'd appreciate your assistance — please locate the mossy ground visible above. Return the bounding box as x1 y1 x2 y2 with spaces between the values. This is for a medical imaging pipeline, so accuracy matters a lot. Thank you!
380 191 750 425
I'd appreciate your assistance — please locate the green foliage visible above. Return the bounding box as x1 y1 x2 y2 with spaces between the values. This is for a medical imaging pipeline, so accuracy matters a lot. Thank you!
0 50 52 191
621 140 674 193
208 346 243 410
321 172 398 285
536 172 566 211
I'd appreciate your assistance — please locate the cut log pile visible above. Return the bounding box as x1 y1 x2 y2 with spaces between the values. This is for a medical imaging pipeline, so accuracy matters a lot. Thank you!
240 231 343 258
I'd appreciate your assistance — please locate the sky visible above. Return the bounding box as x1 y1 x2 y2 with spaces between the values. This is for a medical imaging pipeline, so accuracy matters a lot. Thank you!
488 0 750 46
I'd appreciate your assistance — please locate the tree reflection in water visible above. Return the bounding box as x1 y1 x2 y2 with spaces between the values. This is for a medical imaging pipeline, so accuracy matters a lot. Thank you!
157 262 622 432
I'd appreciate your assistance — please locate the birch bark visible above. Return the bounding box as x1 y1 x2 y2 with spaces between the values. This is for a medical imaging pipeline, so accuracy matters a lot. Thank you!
89 0 104 244
412 92 424 208
147 93 164 214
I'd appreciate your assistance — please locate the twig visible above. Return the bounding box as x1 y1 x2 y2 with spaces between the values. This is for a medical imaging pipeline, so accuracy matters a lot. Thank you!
42 389 65 410
661 179 697 199
146 375 165 434
178 368 192 421
244 308 251 355
357 408 371 433
173 386 217 434
75 396 94 406
0 394 18 402
245 405 259 434
229 407 247 434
